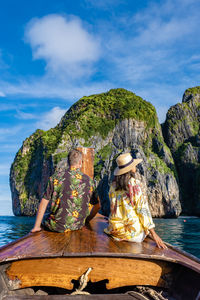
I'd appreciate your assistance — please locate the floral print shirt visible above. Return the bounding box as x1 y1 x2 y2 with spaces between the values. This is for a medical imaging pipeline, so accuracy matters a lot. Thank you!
43 167 99 232
104 177 155 242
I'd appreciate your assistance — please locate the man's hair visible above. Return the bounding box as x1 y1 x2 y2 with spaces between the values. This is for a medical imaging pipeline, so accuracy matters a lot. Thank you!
68 149 83 166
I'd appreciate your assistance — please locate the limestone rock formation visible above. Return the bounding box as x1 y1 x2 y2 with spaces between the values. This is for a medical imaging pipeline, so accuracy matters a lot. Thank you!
10 88 181 217
163 86 200 215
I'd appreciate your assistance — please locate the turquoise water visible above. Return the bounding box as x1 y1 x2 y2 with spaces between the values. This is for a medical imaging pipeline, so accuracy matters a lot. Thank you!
0 216 35 247
154 216 200 258
0 216 200 259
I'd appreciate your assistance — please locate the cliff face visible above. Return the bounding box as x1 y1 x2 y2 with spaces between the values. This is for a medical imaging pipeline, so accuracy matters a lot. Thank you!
10 88 181 217
163 87 200 215
10 130 55 216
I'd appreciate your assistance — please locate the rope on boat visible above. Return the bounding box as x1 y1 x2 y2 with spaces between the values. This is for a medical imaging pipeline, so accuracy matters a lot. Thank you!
70 267 93 295
69 268 168 299
135 286 168 300
126 291 150 300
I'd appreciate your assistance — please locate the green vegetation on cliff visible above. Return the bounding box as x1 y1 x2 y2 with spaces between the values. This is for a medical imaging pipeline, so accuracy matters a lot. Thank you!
13 127 62 179
164 90 200 153
59 88 165 178
11 88 176 215
163 86 200 215
184 86 200 96
12 127 62 211
60 88 158 142
12 88 169 181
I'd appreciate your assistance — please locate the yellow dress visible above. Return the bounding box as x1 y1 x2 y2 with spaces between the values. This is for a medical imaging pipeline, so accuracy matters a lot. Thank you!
104 177 155 242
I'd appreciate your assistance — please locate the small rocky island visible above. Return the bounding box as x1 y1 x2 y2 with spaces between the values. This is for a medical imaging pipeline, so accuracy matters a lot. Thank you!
10 87 200 217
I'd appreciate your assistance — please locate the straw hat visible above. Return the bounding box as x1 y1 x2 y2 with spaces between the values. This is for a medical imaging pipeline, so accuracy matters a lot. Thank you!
114 153 142 176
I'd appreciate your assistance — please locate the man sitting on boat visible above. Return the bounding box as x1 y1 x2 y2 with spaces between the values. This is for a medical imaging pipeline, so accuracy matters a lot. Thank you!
104 153 167 249
31 149 100 233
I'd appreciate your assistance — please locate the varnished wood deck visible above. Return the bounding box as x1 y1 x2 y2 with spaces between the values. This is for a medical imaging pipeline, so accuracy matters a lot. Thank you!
0 214 200 273
0 214 200 296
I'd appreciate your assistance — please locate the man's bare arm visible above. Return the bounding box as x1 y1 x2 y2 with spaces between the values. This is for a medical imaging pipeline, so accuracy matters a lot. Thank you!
31 198 49 232
85 202 101 223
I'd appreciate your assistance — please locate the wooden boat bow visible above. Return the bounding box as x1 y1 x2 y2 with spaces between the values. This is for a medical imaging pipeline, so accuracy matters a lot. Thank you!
0 215 200 299
0 215 200 270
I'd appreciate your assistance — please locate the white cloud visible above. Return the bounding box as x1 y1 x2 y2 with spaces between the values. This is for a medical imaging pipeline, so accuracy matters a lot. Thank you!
15 110 36 120
134 18 194 47
84 0 124 9
0 104 16 111
0 126 23 142
25 14 100 78
100 0 200 94
0 126 22 135
0 144 18 152
36 106 67 130
0 2 200 125
0 91 5 97
0 77 112 101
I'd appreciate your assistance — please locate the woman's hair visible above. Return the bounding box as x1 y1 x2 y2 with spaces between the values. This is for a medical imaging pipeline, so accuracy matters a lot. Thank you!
115 170 135 191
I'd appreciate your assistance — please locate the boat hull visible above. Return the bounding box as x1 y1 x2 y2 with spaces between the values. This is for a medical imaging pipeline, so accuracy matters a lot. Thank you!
0 215 200 299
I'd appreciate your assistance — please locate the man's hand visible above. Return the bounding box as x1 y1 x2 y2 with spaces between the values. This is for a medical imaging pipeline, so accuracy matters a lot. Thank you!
85 202 100 224
30 198 49 233
149 229 168 249
30 226 42 233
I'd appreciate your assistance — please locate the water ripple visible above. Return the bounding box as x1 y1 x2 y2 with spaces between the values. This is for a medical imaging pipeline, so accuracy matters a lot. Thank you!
154 217 200 258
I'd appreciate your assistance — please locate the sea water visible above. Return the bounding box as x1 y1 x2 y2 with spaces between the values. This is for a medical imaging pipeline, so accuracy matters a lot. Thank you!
154 216 200 258
0 216 200 259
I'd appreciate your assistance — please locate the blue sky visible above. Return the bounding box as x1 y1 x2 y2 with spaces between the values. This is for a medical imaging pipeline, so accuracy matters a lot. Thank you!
0 0 200 215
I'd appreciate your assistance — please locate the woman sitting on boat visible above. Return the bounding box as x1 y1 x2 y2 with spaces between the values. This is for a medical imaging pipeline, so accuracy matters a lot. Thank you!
104 153 167 249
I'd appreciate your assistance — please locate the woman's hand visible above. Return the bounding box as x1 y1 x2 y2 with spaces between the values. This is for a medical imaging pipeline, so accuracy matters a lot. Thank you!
149 229 168 249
